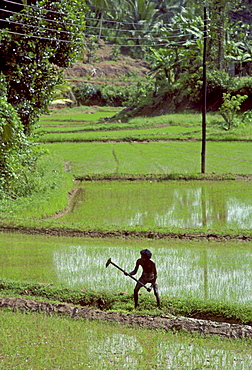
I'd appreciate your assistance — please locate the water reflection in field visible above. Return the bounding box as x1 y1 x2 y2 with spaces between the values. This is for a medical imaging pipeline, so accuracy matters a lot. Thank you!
53 242 252 305
1 233 251 305
61 181 252 229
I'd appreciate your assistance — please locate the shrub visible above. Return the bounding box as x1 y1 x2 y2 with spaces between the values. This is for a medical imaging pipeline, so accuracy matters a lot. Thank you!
73 80 154 107
73 83 104 106
0 77 45 199
219 93 248 129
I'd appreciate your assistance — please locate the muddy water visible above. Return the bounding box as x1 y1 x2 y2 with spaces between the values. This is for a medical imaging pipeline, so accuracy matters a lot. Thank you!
61 181 252 229
1 233 251 305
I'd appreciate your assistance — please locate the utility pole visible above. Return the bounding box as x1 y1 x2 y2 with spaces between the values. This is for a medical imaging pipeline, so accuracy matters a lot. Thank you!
201 5 208 173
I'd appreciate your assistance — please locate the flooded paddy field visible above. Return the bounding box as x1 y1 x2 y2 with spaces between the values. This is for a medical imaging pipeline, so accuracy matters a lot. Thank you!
1 233 251 306
58 180 252 230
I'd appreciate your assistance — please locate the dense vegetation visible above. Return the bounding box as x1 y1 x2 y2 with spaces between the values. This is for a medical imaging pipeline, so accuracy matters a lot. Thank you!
0 0 251 198
0 0 86 196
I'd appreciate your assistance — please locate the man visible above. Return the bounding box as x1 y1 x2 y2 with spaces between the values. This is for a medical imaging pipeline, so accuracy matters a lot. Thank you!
126 249 161 309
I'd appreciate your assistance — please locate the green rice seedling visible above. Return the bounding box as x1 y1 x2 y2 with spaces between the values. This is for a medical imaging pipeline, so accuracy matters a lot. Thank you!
1 233 251 307
0 310 251 369
42 141 252 177
37 108 252 142
37 125 203 142
41 105 120 118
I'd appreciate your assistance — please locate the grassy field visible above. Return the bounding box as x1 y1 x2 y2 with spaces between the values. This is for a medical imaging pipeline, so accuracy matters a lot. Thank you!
37 108 252 142
1 106 252 369
1 309 251 370
43 141 252 176
36 107 252 177
1 107 252 232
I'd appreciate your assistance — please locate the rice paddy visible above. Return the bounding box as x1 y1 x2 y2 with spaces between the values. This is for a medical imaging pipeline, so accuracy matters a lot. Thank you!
44 141 252 176
57 180 252 230
0 233 251 306
1 310 251 369
1 107 252 368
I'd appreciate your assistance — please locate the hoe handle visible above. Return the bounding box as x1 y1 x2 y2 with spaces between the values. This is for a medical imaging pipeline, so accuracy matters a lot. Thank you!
106 258 149 291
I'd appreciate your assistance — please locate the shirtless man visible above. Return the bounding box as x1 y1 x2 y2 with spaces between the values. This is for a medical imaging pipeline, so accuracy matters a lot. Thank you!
126 249 161 309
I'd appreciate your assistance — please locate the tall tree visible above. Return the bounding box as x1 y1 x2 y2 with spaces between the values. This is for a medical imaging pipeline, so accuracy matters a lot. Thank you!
0 0 86 195
207 0 252 70
0 0 87 135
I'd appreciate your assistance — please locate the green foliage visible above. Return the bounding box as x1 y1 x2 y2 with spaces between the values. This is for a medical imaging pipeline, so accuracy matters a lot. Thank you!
0 0 87 135
100 81 152 106
84 35 99 63
0 0 87 198
207 69 234 92
73 80 154 107
143 3 251 111
0 95 22 194
0 79 45 199
111 45 122 60
241 109 252 125
219 93 248 129
73 83 103 105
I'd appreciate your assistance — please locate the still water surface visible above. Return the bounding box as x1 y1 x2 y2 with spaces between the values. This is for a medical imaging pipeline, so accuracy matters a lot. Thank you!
1 234 251 305
60 181 252 229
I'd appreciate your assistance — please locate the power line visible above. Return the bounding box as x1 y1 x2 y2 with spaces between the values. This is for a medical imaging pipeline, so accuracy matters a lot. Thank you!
0 3 248 46
0 7 73 28
4 0 239 40
1 0 209 30
2 0 250 25
1 29 82 43
0 17 73 36
1 9 206 33
0 26 198 47
0 13 206 43
1 0 73 17
0 12 205 39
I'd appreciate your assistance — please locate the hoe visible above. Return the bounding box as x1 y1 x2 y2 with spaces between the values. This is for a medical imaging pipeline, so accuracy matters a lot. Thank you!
105 258 152 292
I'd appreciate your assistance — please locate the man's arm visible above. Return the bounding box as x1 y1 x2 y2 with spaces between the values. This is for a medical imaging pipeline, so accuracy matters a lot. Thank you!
129 259 140 276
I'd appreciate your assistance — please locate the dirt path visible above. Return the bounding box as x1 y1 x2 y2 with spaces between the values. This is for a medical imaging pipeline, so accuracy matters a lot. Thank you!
1 297 251 339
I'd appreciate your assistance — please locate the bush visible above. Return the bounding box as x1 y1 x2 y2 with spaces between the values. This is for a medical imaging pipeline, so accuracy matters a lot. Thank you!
73 80 154 107
219 93 248 129
73 83 105 106
0 77 45 199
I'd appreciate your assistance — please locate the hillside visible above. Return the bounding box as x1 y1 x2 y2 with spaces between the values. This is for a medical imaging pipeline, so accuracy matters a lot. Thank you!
64 42 150 83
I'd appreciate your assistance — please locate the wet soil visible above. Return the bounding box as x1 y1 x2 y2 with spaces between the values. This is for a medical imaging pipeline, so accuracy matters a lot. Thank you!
0 224 251 241
1 297 251 339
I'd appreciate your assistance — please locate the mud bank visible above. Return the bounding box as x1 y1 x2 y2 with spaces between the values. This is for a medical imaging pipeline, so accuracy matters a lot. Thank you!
0 225 251 241
1 297 251 339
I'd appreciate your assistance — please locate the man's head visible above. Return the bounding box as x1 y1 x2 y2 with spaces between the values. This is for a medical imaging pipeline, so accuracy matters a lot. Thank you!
140 249 152 259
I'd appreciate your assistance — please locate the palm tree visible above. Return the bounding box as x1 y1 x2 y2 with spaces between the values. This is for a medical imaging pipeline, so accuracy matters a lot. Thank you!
87 0 113 41
121 0 162 57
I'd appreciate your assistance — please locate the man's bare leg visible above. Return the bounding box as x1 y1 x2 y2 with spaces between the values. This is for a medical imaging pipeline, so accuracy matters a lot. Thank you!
133 282 142 308
153 283 161 308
